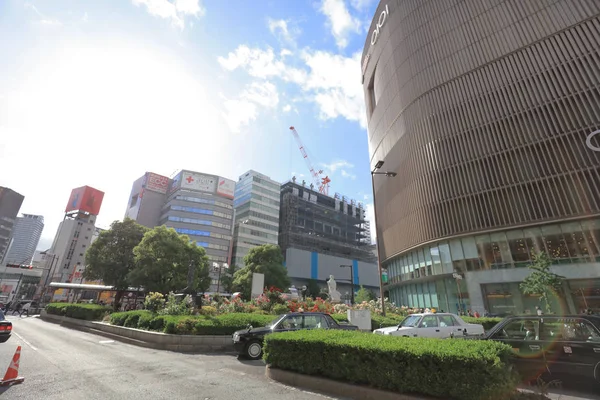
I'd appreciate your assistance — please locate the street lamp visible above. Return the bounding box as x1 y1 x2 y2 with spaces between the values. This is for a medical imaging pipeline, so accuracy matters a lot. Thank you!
371 160 397 316
339 264 355 304
212 262 229 294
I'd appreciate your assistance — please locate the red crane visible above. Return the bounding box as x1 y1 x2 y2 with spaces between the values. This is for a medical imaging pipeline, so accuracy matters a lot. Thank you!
289 126 331 195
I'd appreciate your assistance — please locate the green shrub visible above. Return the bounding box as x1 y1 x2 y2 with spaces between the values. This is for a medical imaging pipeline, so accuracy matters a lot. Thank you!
46 303 111 321
463 317 502 331
137 312 154 329
143 292 165 313
159 293 194 316
271 304 289 315
124 312 145 328
110 312 129 326
264 330 519 400
149 316 166 331
199 306 217 316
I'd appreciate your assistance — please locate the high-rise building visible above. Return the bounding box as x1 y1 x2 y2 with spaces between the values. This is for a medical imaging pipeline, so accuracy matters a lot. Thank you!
125 170 236 292
278 180 379 295
0 187 24 265
363 1 600 314
45 186 104 301
231 170 281 267
4 214 44 265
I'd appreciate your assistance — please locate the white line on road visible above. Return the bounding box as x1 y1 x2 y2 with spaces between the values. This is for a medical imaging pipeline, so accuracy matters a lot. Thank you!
99 340 115 344
12 331 38 351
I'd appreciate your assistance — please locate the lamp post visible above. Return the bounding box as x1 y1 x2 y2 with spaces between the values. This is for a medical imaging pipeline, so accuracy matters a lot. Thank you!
371 160 397 316
340 264 355 304
40 251 59 304
213 262 229 294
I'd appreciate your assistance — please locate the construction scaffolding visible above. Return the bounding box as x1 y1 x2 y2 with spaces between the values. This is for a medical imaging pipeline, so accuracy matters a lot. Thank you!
279 181 376 263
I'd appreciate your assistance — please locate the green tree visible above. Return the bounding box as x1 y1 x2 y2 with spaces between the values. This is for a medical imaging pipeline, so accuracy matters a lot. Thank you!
520 252 565 314
128 226 210 296
84 218 148 310
219 264 237 294
305 279 321 299
355 285 375 303
232 244 290 299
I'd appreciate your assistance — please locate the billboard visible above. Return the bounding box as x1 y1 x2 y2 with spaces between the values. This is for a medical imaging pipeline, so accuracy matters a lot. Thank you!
169 172 182 194
65 186 105 215
216 177 235 199
145 172 169 194
180 171 217 193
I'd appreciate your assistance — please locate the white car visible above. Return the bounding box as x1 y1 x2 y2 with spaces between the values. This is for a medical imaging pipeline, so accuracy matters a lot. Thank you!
373 313 485 338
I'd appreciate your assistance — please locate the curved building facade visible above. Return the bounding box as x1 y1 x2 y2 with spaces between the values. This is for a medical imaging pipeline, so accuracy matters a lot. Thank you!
363 0 600 315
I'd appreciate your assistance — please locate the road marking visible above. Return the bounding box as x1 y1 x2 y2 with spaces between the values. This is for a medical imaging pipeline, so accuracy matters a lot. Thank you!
12 331 38 351
99 340 115 344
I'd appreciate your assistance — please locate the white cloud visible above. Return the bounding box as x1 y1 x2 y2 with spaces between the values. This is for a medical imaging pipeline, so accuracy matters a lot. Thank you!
217 46 365 128
349 0 377 11
282 104 292 112
221 81 279 132
319 0 361 49
217 46 307 84
24 3 62 26
341 169 356 180
131 0 204 29
321 160 353 172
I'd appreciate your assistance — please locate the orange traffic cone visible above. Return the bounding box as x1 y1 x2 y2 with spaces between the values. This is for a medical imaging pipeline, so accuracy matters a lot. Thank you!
0 346 25 386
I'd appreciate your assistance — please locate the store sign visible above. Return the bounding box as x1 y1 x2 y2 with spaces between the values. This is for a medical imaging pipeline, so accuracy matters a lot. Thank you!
145 172 169 194
586 129 600 151
370 4 389 46
180 171 217 193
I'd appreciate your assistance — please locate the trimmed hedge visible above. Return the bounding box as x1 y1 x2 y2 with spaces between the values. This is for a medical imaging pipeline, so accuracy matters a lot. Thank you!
109 311 275 335
264 330 519 400
45 303 111 321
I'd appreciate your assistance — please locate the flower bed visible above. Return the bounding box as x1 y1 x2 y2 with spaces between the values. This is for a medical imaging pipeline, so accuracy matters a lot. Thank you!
45 303 112 320
264 329 519 400
110 311 275 335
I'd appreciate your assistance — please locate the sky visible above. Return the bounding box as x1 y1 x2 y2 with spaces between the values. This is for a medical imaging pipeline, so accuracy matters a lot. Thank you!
0 0 379 250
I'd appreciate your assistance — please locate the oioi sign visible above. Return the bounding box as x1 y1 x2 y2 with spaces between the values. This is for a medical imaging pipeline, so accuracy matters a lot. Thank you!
586 129 600 152
370 4 390 46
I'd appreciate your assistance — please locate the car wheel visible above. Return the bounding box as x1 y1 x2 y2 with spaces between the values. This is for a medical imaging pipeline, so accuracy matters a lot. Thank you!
244 340 263 360
0 336 9 343
594 362 600 383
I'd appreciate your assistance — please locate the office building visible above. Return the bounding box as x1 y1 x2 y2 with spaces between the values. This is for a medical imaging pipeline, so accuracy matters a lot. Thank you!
231 170 281 267
0 187 24 265
45 186 104 301
362 0 600 314
279 180 379 295
4 214 44 265
125 170 236 292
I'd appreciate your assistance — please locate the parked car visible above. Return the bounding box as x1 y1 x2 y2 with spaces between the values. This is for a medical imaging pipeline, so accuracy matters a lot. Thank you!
233 312 359 360
373 312 485 338
0 310 12 343
474 315 600 384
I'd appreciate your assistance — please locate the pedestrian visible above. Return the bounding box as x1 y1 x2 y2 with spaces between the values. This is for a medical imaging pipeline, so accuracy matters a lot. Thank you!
19 302 31 317
12 302 22 316
473 310 480 318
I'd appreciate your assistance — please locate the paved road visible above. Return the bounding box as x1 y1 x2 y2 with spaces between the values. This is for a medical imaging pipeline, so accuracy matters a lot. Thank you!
0 315 338 400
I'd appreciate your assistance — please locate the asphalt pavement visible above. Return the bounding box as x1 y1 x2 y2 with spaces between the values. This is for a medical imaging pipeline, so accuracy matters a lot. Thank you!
0 315 338 400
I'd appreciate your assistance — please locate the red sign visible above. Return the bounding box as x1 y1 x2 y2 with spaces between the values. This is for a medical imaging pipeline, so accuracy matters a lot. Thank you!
145 172 169 194
65 186 105 215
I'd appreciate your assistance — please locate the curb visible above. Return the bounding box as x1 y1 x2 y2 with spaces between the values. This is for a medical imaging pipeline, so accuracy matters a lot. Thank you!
265 366 430 400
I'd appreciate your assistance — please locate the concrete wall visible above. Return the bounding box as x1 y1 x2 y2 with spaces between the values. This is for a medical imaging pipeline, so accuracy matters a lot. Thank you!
285 247 379 292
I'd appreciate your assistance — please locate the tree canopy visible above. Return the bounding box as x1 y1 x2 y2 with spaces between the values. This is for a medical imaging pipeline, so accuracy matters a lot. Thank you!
128 225 210 295
219 264 237 294
84 218 148 308
232 244 290 299
520 252 565 314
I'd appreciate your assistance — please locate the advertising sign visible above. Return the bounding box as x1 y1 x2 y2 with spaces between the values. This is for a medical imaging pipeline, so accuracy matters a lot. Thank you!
170 172 182 194
65 186 105 215
145 172 170 194
180 171 217 193
216 177 235 199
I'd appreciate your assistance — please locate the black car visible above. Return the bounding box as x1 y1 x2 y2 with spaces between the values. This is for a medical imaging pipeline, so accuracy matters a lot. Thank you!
233 312 359 360
479 315 600 384
0 310 12 343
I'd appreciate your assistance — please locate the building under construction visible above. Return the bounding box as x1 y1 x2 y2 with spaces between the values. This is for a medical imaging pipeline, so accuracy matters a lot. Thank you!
279 180 376 264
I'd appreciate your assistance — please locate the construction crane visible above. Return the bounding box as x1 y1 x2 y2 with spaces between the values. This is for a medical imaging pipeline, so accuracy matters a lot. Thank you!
289 126 331 195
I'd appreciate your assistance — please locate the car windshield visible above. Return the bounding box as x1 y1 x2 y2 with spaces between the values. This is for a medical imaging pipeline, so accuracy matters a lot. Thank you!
267 315 284 327
399 315 421 327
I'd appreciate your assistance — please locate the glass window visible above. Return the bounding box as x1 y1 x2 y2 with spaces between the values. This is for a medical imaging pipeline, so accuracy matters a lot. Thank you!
410 252 418 279
417 249 426 277
541 225 570 262
560 222 591 262
303 315 328 329
430 246 442 275
438 242 453 273
449 239 467 273
438 315 456 327
461 237 481 271
523 226 544 255
429 281 439 308
506 229 530 266
492 319 540 341
420 315 439 328
476 234 494 269
581 219 600 259
490 232 513 268
423 248 433 276
435 279 449 312
541 318 600 343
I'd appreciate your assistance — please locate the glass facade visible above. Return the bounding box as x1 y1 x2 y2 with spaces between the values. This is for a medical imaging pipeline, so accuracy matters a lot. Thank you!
387 219 600 311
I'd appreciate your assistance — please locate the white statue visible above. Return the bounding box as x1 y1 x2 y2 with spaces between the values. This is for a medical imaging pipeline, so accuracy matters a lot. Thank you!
327 275 342 303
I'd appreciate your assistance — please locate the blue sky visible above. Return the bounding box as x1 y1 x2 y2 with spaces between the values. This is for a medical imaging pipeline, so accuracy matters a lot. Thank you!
0 0 379 249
